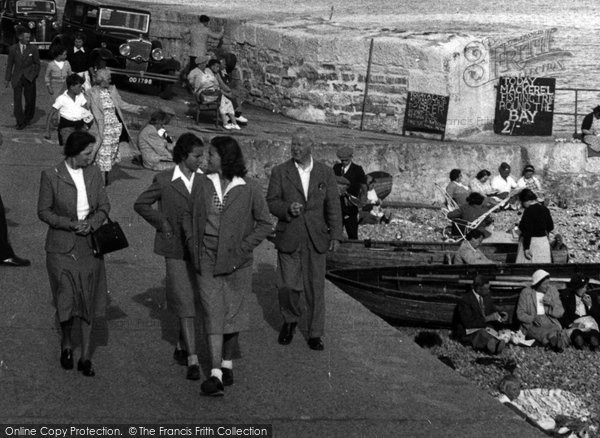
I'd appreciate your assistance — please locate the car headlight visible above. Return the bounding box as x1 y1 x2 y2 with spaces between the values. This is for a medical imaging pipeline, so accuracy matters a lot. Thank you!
119 44 131 57
51 21 59 29
28 21 35 29
151 48 164 61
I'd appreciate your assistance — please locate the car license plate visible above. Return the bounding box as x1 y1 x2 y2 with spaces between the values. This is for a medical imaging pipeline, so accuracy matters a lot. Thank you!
37 44 50 50
128 77 153 85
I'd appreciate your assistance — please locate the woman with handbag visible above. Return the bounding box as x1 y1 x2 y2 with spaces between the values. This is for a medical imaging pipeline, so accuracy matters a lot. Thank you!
183 136 272 396
37 131 110 377
134 133 206 381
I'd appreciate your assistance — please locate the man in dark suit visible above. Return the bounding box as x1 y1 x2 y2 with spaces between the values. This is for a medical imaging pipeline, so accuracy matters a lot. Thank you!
267 127 343 351
453 274 508 354
333 147 367 240
4 26 40 130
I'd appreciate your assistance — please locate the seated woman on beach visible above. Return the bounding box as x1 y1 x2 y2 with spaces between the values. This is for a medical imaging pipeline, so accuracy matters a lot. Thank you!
581 105 600 151
516 269 567 353
446 169 470 207
559 275 600 350
453 229 494 265
447 192 492 238
44 74 93 145
469 169 501 206
517 165 545 203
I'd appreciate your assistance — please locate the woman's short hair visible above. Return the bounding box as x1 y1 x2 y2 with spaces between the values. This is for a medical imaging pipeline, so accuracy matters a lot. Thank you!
206 59 220 69
466 229 484 241
449 169 461 181
149 110 171 126
172 133 204 164
50 43 66 60
94 68 111 85
211 136 247 180
522 164 535 175
64 131 96 157
466 192 485 205
519 188 538 203
224 53 237 73
476 169 491 180
66 73 85 89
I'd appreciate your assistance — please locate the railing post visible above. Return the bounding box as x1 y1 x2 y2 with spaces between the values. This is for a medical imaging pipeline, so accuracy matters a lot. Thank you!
574 89 579 137
360 38 375 131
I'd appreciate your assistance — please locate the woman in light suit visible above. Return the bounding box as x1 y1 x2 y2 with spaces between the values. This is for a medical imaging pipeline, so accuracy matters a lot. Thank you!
134 133 206 381
38 131 110 376
86 68 145 185
183 136 272 396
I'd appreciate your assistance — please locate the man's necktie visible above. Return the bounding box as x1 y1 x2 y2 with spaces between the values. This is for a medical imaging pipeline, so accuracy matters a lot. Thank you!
478 296 485 316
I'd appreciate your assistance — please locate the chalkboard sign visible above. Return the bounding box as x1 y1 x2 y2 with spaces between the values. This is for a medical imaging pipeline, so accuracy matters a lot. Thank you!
494 76 555 136
403 92 450 140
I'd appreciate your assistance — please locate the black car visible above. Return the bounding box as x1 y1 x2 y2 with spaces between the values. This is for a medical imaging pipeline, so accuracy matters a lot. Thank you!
0 0 58 52
57 0 180 96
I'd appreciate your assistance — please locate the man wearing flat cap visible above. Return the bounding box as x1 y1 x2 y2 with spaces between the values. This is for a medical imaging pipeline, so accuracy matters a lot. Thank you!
516 269 568 352
333 147 367 240
560 275 600 350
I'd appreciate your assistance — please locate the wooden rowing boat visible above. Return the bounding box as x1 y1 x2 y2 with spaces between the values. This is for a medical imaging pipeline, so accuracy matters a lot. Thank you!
325 263 600 328
326 239 569 270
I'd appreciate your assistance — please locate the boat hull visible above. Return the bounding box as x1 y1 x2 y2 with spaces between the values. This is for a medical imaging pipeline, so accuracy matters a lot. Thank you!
326 263 600 327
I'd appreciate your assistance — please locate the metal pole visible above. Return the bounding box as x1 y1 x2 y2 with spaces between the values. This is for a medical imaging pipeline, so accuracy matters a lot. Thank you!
360 38 375 131
574 89 578 137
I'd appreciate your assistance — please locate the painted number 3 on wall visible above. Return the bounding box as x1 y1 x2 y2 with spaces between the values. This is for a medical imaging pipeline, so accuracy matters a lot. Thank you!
128 77 153 85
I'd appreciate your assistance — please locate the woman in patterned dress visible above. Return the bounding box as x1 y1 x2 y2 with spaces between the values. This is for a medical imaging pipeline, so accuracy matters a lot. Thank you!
86 68 145 185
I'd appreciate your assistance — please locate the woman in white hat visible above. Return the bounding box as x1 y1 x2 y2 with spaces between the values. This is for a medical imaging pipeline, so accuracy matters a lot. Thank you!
516 269 567 352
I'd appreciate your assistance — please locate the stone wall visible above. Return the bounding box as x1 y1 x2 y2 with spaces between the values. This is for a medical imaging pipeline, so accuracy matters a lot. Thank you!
145 7 492 139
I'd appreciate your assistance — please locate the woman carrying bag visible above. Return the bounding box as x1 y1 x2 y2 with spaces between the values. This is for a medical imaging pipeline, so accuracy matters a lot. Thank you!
37 131 110 377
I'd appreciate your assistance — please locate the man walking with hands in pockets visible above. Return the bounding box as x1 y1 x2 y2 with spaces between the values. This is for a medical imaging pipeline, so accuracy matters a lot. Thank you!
267 127 342 351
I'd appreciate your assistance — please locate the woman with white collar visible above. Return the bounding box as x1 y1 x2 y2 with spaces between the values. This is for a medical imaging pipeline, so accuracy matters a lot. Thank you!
183 136 272 396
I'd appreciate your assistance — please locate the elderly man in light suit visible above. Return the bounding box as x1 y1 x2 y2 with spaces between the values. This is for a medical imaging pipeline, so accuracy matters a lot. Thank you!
4 26 40 130
267 127 343 351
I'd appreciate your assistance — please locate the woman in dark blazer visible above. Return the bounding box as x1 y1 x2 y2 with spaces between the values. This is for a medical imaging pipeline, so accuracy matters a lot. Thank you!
37 131 110 376
134 133 205 380
183 136 272 396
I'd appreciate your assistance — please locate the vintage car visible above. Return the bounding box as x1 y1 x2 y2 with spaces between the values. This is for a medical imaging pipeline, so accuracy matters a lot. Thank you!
0 0 58 52
57 0 180 96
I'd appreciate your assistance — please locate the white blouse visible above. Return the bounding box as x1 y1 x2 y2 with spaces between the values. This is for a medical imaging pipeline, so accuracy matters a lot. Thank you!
65 163 90 220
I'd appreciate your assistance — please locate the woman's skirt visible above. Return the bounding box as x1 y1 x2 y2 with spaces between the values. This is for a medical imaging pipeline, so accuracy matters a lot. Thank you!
46 235 107 323
198 237 251 335
516 236 551 263
95 119 123 172
165 258 199 318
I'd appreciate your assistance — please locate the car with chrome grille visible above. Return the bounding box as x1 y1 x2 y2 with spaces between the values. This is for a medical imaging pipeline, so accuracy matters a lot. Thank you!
0 0 58 52
57 0 180 97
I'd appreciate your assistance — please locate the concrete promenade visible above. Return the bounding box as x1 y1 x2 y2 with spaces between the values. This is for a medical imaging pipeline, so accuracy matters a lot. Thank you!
0 58 543 437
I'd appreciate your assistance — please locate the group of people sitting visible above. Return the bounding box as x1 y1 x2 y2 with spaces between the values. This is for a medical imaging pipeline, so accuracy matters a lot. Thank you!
445 162 553 265
454 271 600 355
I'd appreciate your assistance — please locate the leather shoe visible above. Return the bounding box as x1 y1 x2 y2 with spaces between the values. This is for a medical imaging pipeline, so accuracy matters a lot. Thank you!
173 347 188 366
60 348 73 370
221 368 233 386
278 322 297 345
200 376 224 396
307 337 324 351
186 364 200 381
77 359 95 377
1 256 31 267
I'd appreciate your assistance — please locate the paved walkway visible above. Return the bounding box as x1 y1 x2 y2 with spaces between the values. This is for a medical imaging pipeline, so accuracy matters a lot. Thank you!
0 56 542 437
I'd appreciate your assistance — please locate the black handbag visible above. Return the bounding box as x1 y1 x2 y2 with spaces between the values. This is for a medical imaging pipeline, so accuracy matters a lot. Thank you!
91 216 129 255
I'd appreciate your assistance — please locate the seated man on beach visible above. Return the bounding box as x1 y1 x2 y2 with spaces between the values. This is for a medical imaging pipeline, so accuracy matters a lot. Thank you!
517 269 568 352
491 162 518 209
454 230 494 265
453 274 508 355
